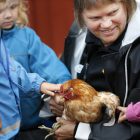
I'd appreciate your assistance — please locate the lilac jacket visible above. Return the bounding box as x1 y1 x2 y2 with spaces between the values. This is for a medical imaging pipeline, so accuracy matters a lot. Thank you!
126 102 140 122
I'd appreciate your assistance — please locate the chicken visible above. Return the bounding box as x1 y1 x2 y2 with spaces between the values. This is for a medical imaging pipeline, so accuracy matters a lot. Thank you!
40 79 120 139
58 79 120 124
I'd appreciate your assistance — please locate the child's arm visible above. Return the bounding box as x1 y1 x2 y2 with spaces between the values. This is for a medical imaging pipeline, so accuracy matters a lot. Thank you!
126 102 140 122
117 102 140 123
40 82 61 96
26 27 71 83
10 58 61 96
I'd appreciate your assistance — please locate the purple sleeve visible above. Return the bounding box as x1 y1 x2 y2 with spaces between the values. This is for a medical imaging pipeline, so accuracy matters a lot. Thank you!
126 102 140 122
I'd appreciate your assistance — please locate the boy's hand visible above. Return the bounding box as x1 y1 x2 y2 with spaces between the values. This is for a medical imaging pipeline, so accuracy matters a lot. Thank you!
40 82 61 96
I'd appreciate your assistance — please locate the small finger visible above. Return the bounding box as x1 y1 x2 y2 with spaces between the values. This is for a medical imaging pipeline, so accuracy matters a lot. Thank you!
118 113 126 123
118 116 124 123
117 106 125 112
45 90 55 96
117 106 122 110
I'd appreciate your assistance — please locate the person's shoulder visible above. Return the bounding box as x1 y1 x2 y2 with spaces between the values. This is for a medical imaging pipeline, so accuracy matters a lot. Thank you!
20 26 37 35
68 20 80 36
17 26 39 40
13 26 39 43
68 21 87 38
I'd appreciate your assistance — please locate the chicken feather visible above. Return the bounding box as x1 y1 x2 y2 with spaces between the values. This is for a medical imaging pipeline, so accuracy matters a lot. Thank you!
60 79 120 123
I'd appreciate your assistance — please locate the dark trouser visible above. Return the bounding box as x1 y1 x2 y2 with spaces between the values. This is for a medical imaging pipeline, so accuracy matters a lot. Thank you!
15 128 54 140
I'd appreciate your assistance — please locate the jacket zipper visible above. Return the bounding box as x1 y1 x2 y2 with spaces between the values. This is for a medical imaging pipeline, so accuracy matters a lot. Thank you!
83 63 89 80
123 44 132 106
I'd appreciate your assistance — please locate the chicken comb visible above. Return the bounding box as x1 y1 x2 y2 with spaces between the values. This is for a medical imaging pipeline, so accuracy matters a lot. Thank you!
59 85 75 100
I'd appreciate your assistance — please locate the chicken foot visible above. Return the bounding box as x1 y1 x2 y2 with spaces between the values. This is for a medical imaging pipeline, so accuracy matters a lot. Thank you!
38 122 61 140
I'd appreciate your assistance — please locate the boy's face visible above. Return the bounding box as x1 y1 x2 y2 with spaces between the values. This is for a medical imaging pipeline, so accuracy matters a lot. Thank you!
0 0 19 29
82 2 127 46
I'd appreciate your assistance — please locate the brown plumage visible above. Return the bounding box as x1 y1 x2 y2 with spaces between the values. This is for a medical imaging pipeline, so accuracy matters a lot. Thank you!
58 79 120 124
41 79 120 139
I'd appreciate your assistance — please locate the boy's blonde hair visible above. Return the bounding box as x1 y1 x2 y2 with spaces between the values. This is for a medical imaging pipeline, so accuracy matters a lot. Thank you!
17 0 28 27
0 0 28 27
74 0 137 27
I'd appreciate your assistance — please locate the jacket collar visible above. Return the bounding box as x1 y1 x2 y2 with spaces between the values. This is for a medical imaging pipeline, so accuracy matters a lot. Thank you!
1 25 18 38
85 29 125 52
122 1 140 47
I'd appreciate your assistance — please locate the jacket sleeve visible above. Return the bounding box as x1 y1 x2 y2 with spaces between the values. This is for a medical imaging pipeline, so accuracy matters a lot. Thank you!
89 118 140 140
126 102 140 122
75 123 91 139
75 116 140 140
26 28 71 84
61 20 81 72
10 58 45 94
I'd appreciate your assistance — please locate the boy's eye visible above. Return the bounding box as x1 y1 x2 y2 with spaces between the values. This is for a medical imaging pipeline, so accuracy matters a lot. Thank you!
10 4 18 10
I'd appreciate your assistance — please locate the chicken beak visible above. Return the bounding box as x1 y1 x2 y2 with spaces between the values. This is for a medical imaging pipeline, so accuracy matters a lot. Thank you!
60 85 64 93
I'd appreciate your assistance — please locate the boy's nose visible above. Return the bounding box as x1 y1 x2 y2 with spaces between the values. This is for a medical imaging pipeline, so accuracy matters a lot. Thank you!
3 9 12 19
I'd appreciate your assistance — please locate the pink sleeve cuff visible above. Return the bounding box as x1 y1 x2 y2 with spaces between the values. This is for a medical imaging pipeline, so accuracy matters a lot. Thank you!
126 102 140 122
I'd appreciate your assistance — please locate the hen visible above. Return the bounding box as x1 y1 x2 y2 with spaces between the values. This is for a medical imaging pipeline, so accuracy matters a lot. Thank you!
59 79 120 124
40 79 120 139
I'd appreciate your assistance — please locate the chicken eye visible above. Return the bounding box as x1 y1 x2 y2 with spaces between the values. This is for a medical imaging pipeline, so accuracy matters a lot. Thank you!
69 87 74 92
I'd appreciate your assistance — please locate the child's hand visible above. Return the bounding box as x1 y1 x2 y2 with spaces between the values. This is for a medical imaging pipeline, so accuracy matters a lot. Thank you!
40 82 61 96
117 106 127 123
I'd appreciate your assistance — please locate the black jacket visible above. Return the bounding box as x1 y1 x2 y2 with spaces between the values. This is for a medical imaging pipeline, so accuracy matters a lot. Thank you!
62 4 140 140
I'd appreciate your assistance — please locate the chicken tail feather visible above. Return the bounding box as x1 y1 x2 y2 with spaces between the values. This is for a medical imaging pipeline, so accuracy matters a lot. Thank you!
103 115 116 126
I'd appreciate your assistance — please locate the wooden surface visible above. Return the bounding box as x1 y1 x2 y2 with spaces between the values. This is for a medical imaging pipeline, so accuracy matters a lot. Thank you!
28 0 74 56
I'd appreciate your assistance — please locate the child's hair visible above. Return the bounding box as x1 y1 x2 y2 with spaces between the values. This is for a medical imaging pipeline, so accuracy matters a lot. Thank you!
0 0 28 27
74 0 137 27
17 0 28 27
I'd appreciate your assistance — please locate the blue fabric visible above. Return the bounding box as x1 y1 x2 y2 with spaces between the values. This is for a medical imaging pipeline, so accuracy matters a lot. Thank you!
0 34 46 139
2 26 71 129
0 37 20 140
43 117 56 128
